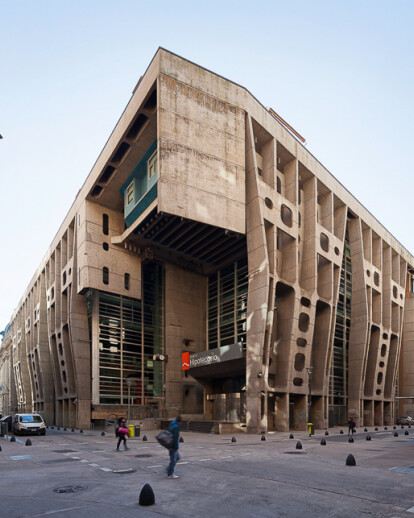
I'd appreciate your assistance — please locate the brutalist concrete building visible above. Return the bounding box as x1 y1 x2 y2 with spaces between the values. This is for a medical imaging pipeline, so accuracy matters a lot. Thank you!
1 48 414 433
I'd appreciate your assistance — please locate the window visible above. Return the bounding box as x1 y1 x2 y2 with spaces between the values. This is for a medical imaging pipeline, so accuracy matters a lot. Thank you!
148 150 158 179
126 181 134 205
103 214 109 235
124 273 130 290
103 267 109 285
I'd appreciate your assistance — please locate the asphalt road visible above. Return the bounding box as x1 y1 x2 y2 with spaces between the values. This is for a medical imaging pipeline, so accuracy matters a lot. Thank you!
1 426 414 518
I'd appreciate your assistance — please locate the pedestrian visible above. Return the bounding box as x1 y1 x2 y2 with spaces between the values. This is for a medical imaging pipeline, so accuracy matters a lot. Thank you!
115 417 130 451
167 415 182 479
348 417 356 436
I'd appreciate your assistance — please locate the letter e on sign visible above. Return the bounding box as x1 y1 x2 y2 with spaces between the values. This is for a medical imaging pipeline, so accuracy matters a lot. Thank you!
182 352 190 370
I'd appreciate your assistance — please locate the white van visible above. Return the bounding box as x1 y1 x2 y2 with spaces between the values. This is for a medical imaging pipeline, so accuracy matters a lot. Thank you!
12 414 46 435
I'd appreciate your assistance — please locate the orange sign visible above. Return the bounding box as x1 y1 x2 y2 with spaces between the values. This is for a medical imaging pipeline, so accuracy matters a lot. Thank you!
181 352 190 370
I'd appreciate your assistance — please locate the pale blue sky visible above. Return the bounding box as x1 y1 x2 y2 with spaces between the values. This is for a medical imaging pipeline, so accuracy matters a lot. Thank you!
1 0 413 329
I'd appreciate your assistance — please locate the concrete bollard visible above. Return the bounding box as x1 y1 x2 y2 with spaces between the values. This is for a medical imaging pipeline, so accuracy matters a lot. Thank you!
64 428 67 431
231 437 236 443
57 427 60 430
101 431 105 436
405 431 409 436
366 435 371 441
340 430 344 434
289 433 294 439
364 428 367 432
0 445 2 452
375 427 378 431
384 427 387 430
25 439 32 446
80 430 83 434
71 429 75 432
10 436 16 442
325 430 329 435
142 435 148 441
393 426 396 430
179 436 184 443
394 432 398 437
139 483 155 506
345 454 356 466
348 436 354 443
261 434 266 441
320 438 326 445
296 441 302 450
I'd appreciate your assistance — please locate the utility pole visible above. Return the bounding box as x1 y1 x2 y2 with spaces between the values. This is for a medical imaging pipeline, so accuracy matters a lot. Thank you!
306 366 313 436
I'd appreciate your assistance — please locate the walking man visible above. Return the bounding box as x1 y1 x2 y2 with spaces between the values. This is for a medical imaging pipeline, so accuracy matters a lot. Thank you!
167 415 182 479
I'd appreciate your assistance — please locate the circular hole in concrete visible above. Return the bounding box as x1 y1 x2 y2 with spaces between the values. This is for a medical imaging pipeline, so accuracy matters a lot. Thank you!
54 485 87 494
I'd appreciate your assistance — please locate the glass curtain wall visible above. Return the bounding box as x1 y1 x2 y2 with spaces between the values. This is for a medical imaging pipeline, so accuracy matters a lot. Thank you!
208 257 248 350
329 239 351 425
96 261 164 405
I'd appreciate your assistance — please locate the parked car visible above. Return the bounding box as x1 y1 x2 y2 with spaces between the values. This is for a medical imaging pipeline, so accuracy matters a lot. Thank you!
0 415 13 433
12 414 46 435
397 416 413 425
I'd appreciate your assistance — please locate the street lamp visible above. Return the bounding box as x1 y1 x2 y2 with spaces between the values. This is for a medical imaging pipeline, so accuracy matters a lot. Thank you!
125 378 132 421
306 366 314 436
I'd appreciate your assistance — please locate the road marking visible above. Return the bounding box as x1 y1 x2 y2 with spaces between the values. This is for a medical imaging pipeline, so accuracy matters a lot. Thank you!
11 455 32 460
199 458 212 462
100 467 112 472
406 506 414 513
220 455 232 458
92 450 105 453
40 506 85 515
70 457 80 460
177 461 189 465
76 442 88 445
147 465 162 468
196 446 204 449
238 453 251 456
80 459 88 463
88 463 99 467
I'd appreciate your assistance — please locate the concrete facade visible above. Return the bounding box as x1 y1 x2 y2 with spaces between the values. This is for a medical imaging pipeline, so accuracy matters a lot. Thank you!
1 48 414 432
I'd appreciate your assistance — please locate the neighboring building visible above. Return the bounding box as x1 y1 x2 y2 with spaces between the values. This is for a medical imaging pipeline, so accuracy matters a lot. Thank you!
1 48 414 432
0 324 17 415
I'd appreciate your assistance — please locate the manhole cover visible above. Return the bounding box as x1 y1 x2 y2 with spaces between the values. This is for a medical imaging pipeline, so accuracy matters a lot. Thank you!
54 485 88 494
112 468 136 474
284 451 308 454
135 454 153 458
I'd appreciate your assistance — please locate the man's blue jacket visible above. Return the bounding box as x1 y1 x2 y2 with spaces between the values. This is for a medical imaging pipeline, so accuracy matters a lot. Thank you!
168 419 181 451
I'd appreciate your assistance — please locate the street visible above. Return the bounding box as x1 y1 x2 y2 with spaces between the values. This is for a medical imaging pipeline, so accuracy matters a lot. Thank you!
1 426 414 517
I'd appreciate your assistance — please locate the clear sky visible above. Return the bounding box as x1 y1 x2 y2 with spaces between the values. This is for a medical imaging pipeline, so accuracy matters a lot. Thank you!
1 0 413 330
